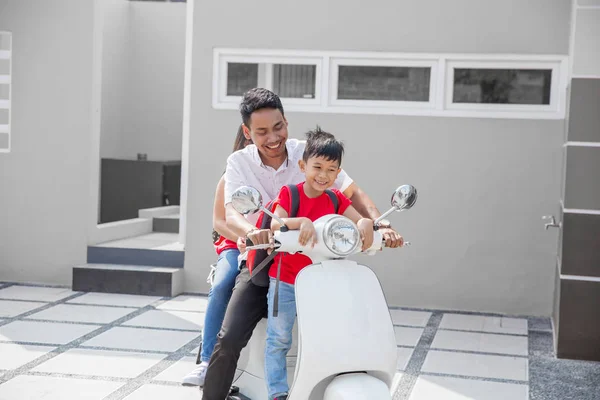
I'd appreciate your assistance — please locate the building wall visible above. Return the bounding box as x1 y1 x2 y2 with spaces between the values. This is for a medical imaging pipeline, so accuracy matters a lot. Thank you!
0 0 96 284
554 1 600 361
184 0 571 315
99 1 186 162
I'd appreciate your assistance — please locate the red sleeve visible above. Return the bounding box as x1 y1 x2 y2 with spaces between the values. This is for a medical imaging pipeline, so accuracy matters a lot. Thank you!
273 185 292 215
332 189 352 215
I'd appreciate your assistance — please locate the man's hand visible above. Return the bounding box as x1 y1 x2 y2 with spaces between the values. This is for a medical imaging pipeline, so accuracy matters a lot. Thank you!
246 228 273 246
379 227 404 248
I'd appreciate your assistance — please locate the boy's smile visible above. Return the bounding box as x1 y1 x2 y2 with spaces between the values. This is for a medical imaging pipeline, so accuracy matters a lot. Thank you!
299 156 341 198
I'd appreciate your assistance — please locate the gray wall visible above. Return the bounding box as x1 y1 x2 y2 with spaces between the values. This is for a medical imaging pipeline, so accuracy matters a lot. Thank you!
184 0 571 316
0 0 95 284
100 1 186 162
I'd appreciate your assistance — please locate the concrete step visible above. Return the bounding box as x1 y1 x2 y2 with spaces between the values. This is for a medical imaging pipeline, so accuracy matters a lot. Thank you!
153 214 179 233
72 264 183 297
87 245 184 268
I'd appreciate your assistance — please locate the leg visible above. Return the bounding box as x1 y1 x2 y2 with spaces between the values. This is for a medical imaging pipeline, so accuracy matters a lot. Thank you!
200 249 241 362
264 279 297 400
183 249 241 386
201 266 269 400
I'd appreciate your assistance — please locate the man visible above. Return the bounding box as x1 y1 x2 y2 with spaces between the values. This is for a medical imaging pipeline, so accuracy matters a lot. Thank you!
202 88 403 400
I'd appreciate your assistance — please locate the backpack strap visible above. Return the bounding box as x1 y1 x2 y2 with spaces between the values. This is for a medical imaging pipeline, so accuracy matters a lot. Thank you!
287 184 300 218
324 189 339 214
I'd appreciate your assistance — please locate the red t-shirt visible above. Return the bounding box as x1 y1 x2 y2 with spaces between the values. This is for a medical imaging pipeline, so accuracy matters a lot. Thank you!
269 182 352 284
214 236 237 255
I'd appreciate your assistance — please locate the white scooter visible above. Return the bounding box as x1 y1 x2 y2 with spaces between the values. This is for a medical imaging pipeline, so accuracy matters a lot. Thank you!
226 184 417 400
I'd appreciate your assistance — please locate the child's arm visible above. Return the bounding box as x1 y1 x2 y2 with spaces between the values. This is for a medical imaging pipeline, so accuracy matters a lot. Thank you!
343 205 375 251
271 205 317 247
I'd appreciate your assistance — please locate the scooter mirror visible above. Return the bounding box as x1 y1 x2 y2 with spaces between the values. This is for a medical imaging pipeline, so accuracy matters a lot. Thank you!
231 186 263 215
391 184 417 211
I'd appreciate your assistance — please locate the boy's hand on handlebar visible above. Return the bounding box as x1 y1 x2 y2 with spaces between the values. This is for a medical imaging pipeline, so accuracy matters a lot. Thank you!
298 218 318 248
379 227 404 248
357 218 374 251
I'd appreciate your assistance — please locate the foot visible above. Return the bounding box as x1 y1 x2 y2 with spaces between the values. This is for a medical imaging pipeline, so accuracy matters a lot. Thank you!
181 362 208 387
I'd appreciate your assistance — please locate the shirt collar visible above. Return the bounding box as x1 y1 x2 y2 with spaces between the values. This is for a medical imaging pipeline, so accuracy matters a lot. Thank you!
251 140 292 171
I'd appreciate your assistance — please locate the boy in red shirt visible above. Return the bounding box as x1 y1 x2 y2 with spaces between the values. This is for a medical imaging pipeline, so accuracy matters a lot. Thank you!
264 127 374 400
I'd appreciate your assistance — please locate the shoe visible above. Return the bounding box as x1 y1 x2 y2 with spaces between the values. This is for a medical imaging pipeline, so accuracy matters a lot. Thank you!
273 395 288 400
181 362 208 387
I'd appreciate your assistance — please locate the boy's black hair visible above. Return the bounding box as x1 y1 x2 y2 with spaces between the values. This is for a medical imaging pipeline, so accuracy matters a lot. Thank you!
303 126 344 166
239 88 285 127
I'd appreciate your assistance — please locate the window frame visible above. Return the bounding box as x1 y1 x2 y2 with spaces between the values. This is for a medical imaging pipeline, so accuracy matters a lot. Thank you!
213 48 568 120
214 50 323 109
0 31 12 154
445 59 563 114
329 57 438 109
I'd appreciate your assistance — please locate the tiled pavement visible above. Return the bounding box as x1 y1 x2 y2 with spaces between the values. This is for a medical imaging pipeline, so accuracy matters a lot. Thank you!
0 283 598 400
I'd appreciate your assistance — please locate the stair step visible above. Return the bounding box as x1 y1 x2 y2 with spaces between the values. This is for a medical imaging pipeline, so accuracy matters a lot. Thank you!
87 246 184 268
153 215 179 233
72 264 184 297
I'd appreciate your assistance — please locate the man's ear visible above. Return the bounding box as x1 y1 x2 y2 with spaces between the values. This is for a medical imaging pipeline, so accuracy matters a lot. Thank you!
242 124 252 140
298 159 306 172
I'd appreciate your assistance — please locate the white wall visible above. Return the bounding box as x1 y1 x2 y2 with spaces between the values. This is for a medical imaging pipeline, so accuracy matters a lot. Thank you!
99 0 130 160
184 0 571 316
99 1 186 162
0 0 96 285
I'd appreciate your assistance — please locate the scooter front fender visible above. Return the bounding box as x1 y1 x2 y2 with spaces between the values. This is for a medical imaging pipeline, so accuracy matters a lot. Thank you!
323 373 392 400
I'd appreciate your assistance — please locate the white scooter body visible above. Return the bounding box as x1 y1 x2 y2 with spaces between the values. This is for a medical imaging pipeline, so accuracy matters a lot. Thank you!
228 185 417 400
232 230 397 400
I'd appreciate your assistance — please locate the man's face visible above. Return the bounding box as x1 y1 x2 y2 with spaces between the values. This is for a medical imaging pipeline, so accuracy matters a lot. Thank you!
243 108 288 160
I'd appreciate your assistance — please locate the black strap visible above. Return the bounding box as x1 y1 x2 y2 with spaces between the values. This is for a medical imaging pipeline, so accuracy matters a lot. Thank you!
324 189 339 214
287 184 300 218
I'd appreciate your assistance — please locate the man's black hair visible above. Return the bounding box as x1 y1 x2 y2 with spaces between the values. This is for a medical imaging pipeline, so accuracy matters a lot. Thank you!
239 88 285 127
303 126 344 166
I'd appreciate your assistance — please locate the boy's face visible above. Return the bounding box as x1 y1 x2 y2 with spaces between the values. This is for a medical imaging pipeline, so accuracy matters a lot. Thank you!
299 156 341 194
242 108 288 161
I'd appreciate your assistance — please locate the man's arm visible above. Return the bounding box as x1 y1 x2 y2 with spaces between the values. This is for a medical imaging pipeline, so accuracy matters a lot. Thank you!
343 182 405 248
342 182 381 220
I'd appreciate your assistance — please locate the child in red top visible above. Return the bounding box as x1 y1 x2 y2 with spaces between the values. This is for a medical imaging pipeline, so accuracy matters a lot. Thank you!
264 127 374 400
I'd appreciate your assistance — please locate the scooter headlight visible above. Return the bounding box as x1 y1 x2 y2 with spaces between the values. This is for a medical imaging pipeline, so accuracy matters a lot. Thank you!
322 216 360 257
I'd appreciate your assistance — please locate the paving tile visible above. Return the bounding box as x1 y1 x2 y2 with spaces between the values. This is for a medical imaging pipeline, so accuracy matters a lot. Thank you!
394 326 424 347
156 295 208 313
0 286 76 302
26 304 135 324
396 347 414 370
33 348 164 378
153 356 197 382
389 310 432 327
0 300 46 318
409 375 528 400
81 327 198 352
421 350 529 381
123 310 204 331
68 292 161 308
0 321 98 345
431 330 528 356
0 375 123 400
124 384 201 400
439 314 528 335
0 343 55 369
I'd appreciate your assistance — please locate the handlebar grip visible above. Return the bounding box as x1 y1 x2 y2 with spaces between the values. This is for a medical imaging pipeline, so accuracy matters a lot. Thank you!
246 237 254 247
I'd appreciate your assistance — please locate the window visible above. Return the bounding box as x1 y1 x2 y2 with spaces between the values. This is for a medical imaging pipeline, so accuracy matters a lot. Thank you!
213 49 566 119
215 51 322 107
0 32 11 153
329 58 436 109
446 60 561 114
